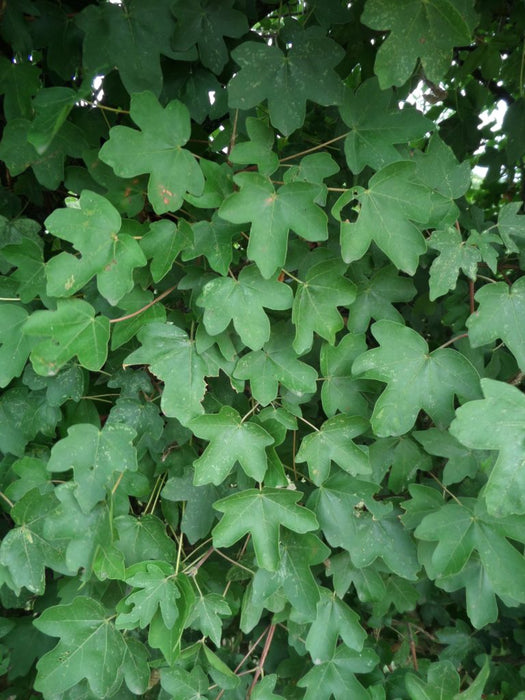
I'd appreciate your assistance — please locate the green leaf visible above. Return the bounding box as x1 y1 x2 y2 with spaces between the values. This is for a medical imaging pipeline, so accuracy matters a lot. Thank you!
229 116 279 176
352 320 480 436
450 378 525 515
213 488 318 571
295 415 370 485
0 489 67 594
114 514 177 566
415 497 525 604
320 333 370 418
340 77 433 173
148 573 194 665
297 645 379 700
197 265 293 350
172 0 248 74
292 259 356 354
182 214 240 276
47 422 137 513
405 660 460 700
116 561 181 630
140 219 192 282
413 428 480 485
188 593 232 646
99 91 204 214
228 23 344 135
34 596 127 698
190 406 274 485
336 162 431 274
347 264 416 334
498 201 525 252
428 226 481 300
306 588 366 662
77 0 183 96
219 171 328 279
23 299 110 376
161 665 209 699
310 472 419 579
251 675 286 700
277 531 330 619
28 86 78 155
44 190 146 302
234 323 318 405
2 233 46 303
467 277 525 370
124 322 207 425
0 305 34 387
361 0 478 87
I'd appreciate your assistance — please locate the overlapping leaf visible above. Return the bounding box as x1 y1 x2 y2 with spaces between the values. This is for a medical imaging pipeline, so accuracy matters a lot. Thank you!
228 23 344 135
233 323 318 405
213 488 318 571
44 189 146 304
198 265 293 350
190 406 274 485
23 299 110 376
295 415 370 485
450 378 525 515
34 597 127 698
99 91 204 214
340 77 432 173
47 422 137 513
124 322 207 425
335 162 433 274
361 0 478 87
467 277 525 370
292 259 356 354
219 172 328 279
352 320 480 436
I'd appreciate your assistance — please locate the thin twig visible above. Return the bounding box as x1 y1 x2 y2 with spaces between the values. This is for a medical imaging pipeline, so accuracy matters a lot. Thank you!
247 624 276 697
280 132 349 162
109 284 177 324
437 332 468 350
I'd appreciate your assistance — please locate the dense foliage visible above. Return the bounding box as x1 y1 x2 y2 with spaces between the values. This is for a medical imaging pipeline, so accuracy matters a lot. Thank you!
1 0 525 697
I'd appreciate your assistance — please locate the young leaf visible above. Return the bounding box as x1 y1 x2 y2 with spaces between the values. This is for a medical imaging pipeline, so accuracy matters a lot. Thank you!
219 172 328 279
47 422 138 513
428 226 481 300
99 91 204 214
320 333 370 418
116 561 181 630
228 23 344 136
213 488 318 571
23 299 110 375
140 219 192 282
190 406 274 485
197 265 293 350
305 588 366 662
292 259 356 354
188 593 232 647
450 378 525 515
297 645 378 700
233 323 318 405
34 596 127 698
352 320 480 436
124 322 207 425
467 277 525 370
295 414 370 485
